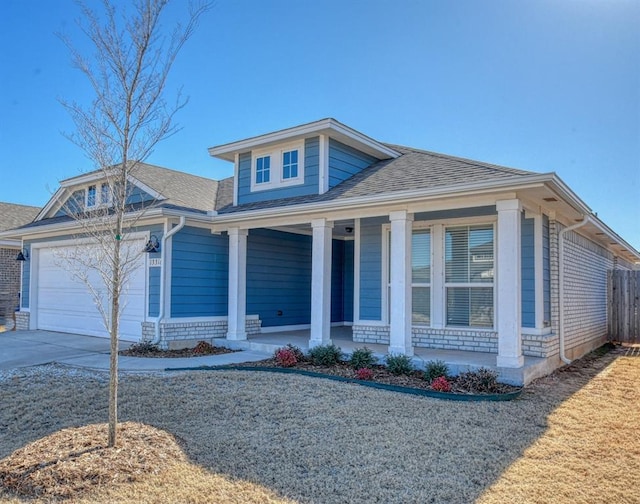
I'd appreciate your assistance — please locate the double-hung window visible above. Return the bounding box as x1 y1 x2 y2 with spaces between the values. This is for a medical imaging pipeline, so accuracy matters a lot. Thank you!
445 224 494 327
86 182 112 209
412 229 431 325
282 149 298 180
255 155 271 185
86 185 97 207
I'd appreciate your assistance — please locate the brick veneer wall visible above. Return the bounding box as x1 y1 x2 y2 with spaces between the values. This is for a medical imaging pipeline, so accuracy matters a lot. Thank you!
0 248 21 318
561 228 614 356
142 316 262 349
353 324 555 357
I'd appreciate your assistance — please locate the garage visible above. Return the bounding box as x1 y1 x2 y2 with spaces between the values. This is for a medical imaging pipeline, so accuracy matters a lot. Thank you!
33 240 146 341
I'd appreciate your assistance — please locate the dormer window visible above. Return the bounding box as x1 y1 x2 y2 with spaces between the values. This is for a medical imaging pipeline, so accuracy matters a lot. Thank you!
86 182 112 209
251 142 304 192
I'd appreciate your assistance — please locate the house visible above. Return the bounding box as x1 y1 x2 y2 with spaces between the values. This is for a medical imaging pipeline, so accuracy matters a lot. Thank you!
0 202 40 325
2 118 638 384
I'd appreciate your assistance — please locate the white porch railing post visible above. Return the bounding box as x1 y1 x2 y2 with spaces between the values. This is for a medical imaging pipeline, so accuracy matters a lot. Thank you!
389 210 414 356
310 218 333 348
227 227 248 340
496 199 524 367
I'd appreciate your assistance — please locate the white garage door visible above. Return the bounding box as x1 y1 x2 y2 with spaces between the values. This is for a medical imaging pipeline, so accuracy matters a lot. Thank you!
35 240 146 341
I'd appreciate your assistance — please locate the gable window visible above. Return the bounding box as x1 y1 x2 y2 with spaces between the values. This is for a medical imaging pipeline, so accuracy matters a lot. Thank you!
86 185 97 207
256 155 271 184
251 142 304 191
445 224 494 328
85 182 112 209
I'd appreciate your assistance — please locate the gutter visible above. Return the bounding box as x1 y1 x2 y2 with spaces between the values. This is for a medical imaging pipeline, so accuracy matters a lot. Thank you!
557 216 591 364
152 216 186 345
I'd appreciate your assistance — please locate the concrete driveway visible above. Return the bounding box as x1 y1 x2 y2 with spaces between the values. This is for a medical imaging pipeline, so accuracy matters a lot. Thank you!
0 330 268 371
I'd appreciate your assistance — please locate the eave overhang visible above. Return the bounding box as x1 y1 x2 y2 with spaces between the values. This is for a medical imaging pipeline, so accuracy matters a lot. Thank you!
209 118 401 162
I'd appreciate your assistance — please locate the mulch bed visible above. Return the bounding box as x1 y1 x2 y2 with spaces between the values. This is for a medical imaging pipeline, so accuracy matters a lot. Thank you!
216 358 520 395
119 341 238 358
0 422 186 500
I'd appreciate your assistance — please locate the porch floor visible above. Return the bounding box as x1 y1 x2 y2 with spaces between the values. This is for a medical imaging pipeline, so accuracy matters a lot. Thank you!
214 326 550 386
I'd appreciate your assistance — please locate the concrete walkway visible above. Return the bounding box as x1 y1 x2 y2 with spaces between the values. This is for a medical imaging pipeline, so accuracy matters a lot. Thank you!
0 330 270 372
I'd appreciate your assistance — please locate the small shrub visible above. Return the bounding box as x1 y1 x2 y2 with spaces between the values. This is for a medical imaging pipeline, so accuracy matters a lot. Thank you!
355 367 374 380
128 340 159 355
308 344 343 366
424 360 449 382
275 347 298 367
385 354 414 375
193 341 215 354
430 376 451 392
456 367 500 393
284 344 306 362
349 347 375 369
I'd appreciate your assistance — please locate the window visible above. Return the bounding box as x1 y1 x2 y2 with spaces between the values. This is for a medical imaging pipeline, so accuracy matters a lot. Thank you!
100 183 111 205
282 150 298 179
251 142 304 191
445 224 494 327
255 155 271 184
412 229 431 325
86 185 97 207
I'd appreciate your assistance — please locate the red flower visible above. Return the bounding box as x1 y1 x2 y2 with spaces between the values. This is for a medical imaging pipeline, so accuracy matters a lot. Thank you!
356 368 374 380
431 376 451 392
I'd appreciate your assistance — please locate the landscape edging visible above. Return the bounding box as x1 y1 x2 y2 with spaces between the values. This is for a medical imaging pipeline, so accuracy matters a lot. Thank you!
164 365 524 402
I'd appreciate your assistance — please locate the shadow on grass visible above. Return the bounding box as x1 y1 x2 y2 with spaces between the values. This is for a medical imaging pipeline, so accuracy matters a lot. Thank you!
0 344 633 504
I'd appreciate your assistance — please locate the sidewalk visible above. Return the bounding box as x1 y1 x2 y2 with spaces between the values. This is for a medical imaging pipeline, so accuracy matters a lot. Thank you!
0 330 270 372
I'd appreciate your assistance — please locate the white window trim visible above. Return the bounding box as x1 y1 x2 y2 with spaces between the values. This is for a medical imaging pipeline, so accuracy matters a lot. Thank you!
250 141 305 192
381 217 498 331
443 222 496 330
85 182 112 209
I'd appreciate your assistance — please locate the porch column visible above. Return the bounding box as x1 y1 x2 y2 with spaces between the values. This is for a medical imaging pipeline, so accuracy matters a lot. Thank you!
496 199 524 367
227 227 248 340
389 210 414 356
309 219 333 348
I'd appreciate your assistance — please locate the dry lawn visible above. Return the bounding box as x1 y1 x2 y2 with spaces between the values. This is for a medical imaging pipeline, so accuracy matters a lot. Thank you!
0 346 638 503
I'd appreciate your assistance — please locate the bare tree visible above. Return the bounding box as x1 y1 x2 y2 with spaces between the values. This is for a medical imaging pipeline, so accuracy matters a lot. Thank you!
58 0 211 447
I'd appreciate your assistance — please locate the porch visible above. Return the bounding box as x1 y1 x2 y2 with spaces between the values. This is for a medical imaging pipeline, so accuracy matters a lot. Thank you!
214 326 550 386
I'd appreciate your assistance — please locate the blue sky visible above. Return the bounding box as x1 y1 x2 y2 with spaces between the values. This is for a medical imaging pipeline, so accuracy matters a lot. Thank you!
1 0 638 249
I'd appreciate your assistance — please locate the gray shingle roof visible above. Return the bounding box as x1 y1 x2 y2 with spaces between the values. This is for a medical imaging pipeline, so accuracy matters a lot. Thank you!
0 202 40 232
132 163 219 213
217 144 537 214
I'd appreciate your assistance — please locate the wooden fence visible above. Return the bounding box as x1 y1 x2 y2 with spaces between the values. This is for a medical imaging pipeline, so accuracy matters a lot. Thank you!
608 270 640 343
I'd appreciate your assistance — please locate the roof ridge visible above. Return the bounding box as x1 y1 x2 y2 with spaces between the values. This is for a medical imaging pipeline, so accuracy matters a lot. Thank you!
382 143 535 175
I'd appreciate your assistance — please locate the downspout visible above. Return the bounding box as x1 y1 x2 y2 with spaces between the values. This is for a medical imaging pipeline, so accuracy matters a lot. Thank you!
152 216 186 345
558 216 591 364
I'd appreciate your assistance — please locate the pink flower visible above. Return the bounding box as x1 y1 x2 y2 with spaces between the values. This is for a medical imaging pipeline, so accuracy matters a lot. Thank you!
431 376 451 392
356 368 374 380
275 348 297 367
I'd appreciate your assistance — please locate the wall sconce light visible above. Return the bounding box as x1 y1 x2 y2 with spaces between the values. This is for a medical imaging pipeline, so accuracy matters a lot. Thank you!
15 248 29 261
345 227 354 234
144 235 160 253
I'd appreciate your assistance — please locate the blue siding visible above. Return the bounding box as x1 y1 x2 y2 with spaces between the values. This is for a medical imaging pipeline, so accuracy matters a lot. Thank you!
521 215 535 328
328 139 377 189
331 240 344 323
237 138 320 205
170 226 228 317
359 217 384 320
21 244 31 309
247 229 312 327
146 224 163 317
543 214 551 324
148 267 161 317
343 240 354 322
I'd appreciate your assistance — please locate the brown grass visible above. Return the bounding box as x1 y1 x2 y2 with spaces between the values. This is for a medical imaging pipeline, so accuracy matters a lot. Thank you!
0 345 638 503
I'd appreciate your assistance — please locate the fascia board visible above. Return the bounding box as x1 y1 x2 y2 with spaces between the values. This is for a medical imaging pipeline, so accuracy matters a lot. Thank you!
35 187 67 221
0 238 21 248
212 173 557 225
208 118 400 161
